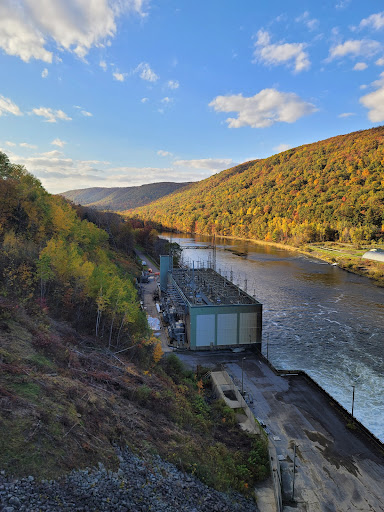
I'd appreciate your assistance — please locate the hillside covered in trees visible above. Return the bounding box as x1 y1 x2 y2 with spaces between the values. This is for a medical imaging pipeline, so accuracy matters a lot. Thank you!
61 181 191 211
130 127 384 246
0 151 269 500
0 151 148 343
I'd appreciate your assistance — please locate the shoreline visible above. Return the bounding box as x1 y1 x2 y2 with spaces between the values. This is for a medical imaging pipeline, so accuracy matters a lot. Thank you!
168 231 384 287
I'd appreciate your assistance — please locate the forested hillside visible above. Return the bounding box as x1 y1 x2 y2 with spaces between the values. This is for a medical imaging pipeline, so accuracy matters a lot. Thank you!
0 151 269 498
130 127 384 245
61 182 191 211
0 151 148 342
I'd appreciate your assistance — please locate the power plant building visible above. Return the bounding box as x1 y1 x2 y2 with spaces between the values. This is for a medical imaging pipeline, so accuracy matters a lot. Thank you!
160 255 262 351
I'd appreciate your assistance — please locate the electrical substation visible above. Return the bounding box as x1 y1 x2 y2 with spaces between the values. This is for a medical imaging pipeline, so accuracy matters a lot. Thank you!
159 254 262 351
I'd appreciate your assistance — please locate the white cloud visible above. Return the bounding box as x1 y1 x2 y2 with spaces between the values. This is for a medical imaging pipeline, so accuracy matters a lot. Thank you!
253 30 310 73
360 72 384 122
338 112 356 118
41 68 48 78
273 143 291 153
0 0 147 63
173 158 234 171
32 107 72 123
51 138 66 147
328 39 381 60
104 166 203 186
167 80 179 89
99 60 107 71
295 12 319 31
157 150 173 157
336 0 351 9
10 149 74 170
0 2 53 63
40 150 65 158
134 62 159 82
113 72 127 82
0 95 23 117
209 89 316 128
359 12 384 31
376 57 384 66
353 62 368 71
161 97 172 104
74 105 92 116
5 147 222 193
5 141 16 147
20 142 37 149
141 97 149 103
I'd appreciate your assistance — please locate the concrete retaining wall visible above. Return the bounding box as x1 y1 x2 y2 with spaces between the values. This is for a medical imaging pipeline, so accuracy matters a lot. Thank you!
211 371 282 512
211 371 261 434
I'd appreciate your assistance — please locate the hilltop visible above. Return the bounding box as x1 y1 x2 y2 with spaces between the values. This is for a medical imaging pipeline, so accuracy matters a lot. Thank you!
61 181 191 211
129 127 384 247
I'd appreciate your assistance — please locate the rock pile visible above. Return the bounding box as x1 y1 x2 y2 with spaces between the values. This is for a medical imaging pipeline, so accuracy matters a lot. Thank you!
0 448 258 511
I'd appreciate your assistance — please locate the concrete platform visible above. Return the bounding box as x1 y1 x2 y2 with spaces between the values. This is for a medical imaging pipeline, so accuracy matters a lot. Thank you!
176 350 384 512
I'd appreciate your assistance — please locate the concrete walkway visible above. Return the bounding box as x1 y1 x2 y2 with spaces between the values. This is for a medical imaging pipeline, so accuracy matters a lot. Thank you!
211 370 277 511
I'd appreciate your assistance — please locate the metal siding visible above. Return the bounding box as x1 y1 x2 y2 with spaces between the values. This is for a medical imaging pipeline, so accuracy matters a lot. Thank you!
196 314 215 347
217 314 238 345
160 255 170 292
239 312 257 344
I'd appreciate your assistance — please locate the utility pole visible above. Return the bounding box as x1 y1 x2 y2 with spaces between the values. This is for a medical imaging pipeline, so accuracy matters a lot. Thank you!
351 385 355 418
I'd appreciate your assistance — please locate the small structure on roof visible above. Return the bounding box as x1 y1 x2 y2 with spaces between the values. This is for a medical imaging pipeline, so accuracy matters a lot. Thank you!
362 248 384 263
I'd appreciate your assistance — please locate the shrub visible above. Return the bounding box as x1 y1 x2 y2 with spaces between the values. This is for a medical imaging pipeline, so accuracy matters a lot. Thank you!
161 353 186 383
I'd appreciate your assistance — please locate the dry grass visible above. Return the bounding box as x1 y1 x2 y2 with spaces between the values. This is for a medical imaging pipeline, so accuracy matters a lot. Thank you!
0 301 269 495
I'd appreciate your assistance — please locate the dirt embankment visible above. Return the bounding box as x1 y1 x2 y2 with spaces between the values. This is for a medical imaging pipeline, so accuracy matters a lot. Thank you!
0 298 268 504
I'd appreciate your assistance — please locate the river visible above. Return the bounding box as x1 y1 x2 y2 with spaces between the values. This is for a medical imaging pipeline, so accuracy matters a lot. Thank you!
161 233 384 442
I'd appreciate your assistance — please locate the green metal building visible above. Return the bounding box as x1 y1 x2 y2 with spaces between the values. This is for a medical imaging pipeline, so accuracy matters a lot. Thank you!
160 255 262 351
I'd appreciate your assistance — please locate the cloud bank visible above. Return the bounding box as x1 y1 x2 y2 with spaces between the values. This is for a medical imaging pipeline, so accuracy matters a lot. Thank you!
209 89 316 128
0 0 147 63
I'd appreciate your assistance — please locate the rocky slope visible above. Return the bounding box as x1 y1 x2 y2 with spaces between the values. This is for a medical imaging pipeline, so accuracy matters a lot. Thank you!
0 448 258 512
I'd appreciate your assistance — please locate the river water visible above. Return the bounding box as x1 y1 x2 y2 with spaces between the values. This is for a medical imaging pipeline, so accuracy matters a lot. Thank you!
161 233 384 442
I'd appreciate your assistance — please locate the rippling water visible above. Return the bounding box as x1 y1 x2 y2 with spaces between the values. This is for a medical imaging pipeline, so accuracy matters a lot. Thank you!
162 233 384 441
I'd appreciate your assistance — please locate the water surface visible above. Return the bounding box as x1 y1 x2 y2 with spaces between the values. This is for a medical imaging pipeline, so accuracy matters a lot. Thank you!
162 233 384 441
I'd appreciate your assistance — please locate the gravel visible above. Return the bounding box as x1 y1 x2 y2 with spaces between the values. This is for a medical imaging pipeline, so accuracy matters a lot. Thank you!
0 448 258 511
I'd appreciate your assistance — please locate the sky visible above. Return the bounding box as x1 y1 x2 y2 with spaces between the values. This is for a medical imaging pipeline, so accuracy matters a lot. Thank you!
1 0 384 194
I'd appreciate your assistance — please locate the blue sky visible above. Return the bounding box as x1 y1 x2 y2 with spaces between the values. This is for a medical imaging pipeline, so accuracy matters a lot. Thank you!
1 0 384 194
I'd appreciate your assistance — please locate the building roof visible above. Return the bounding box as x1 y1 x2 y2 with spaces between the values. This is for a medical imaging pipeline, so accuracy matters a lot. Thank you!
362 248 384 263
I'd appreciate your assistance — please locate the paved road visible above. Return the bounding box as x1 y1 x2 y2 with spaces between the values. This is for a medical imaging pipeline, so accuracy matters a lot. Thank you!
175 350 384 512
135 250 172 353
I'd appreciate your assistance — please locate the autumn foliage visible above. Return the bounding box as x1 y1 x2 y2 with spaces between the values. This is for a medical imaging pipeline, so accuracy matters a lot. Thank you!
130 126 384 245
0 151 149 352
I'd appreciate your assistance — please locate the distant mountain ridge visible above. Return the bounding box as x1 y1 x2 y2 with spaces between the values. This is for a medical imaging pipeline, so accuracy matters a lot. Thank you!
61 182 191 211
129 126 384 245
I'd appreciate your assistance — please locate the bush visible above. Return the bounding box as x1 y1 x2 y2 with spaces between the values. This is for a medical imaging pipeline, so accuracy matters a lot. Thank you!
161 353 186 383
212 399 237 427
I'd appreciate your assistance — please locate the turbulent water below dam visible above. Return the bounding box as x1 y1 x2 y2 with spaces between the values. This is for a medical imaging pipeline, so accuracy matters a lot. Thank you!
161 233 384 442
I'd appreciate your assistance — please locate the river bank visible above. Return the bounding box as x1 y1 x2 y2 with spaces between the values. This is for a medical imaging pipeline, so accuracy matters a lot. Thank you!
169 232 384 286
